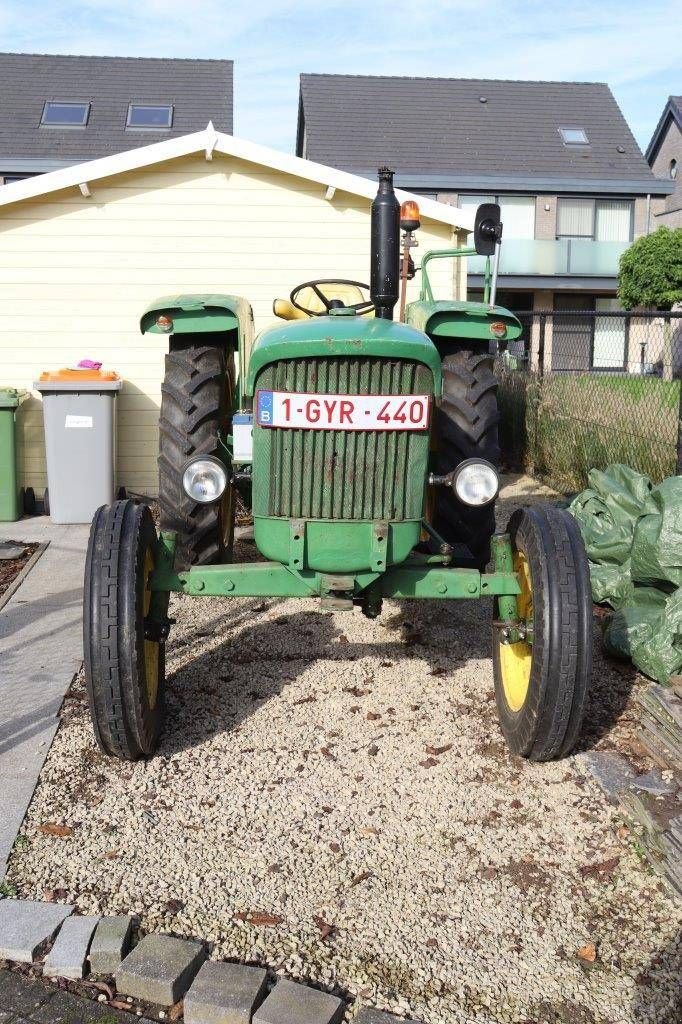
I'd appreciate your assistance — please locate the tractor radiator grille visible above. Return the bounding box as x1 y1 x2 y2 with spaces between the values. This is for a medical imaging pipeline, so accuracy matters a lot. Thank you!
253 357 432 521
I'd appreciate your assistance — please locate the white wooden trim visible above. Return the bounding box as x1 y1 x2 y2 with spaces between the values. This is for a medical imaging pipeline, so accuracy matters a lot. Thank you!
0 124 474 231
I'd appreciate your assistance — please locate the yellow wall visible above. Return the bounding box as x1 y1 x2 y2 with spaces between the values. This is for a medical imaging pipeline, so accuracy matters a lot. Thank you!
0 152 458 495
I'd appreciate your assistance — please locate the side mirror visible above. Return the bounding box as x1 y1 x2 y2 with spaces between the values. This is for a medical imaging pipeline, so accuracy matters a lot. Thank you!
474 203 503 256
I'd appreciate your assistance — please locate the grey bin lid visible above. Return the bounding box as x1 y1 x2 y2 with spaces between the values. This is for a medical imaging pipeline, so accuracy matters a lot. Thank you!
0 388 29 408
34 380 122 393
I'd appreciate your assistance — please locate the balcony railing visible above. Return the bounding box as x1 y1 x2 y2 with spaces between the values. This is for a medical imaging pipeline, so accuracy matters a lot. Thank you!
468 238 629 277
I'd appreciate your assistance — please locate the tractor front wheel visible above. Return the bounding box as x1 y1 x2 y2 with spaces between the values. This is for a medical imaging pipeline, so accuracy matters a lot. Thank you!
493 505 592 761
84 500 165 760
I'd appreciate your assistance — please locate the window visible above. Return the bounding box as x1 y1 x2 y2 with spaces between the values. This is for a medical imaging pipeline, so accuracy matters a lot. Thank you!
671 159 678 180
126 104 173 129
41 102 90 127
557 198 632 242
559 127 589 145
459 194 535 239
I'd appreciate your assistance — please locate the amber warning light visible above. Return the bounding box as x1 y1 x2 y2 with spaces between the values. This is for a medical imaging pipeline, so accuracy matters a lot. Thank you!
400 200 420 232
490 321 508 339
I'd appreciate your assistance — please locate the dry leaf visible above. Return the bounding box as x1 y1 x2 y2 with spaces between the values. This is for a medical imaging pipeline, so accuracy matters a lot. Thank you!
110 1000 132 1011
320 746 336 761
234 911 285 926
349 870 372 888
169 1001 184 1021
344 686 370 697
576 943 598 963
294 694 317 705
426 937 439 948
510 799 523 810
313 915 335 939
366 711 381 721
481 866 498 880
617 824 630 840
429 667 447 676
104 850 119 860
361 827 380 837
39 823 73 838
329 842 342 853
338 634 349 644
367 744 379 757
420 757 438 768
165 898 185 914
579 856 620 880
425 743 452 756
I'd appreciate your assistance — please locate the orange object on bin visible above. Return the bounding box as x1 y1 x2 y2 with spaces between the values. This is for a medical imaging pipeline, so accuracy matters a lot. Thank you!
38 368 120 383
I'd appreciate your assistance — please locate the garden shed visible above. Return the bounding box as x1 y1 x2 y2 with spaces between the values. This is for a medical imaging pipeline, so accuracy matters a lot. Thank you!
0 125 471 495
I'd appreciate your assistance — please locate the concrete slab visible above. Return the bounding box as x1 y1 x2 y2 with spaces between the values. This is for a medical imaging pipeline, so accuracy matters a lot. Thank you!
0 898 73 963
0 518 89 879
43 913 100 979
88 915 134 974
184 961 268 1024
253 979 343 1024
0 970 53 1015
115 933 206 1007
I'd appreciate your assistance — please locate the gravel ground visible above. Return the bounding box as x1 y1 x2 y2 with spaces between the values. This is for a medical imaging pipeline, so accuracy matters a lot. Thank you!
6 475 681 1024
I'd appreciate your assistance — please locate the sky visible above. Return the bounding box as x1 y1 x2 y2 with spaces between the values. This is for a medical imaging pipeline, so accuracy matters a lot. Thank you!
1 0 680 154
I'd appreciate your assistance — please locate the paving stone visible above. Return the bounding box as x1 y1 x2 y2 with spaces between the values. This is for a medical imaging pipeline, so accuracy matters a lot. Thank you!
43 914 100 980
29 989 133 1024
355 1009 422 1024
0 542 26 560
581 750 676 802
115 934 205 1007
184 961 268 1024
0 899 73 963
88 916 133 974
253 979 343 1024
0 970 53 1015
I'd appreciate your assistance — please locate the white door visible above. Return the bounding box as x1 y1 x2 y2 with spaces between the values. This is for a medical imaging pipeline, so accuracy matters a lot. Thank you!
593 297 626 368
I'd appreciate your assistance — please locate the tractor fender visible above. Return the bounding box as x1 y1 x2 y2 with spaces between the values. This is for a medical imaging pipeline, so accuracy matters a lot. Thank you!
406 300 522 344
139 293 254 351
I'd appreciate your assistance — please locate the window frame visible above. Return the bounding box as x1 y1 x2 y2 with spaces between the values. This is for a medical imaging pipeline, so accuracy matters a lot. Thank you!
126 103 174 131
558 127 589 146
556 197 634 242
458 192 536 239
40 101 90 128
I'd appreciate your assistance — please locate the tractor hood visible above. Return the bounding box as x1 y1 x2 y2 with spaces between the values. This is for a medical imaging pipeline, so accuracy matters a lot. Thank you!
406 300 522 342
140 293 254 336
244 316 442 397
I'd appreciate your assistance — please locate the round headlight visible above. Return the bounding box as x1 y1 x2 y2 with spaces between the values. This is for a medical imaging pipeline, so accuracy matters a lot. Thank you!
454 459 499 507
182 457 227 504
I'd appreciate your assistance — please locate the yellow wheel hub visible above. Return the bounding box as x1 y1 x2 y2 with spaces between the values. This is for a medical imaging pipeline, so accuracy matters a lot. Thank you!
143 548 159 708
499 550 533 712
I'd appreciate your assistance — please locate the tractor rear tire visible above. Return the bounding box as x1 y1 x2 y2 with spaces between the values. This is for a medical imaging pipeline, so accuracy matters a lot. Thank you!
158 342 235 571
84 500 165 760
492 505 592 761
433 346 500 570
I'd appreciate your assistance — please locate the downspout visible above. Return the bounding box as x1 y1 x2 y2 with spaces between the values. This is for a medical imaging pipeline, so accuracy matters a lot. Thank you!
646 193 651 235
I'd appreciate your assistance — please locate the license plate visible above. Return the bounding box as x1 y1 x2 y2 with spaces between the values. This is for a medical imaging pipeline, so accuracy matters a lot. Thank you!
256 390 431 431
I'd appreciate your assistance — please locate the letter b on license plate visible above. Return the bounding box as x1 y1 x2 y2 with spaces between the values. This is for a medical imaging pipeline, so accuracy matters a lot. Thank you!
256 390 431 431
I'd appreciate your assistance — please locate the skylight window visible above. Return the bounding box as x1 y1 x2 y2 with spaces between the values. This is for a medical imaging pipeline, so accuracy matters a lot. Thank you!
559 127 589 145
126 104 173 129
41 102 90 127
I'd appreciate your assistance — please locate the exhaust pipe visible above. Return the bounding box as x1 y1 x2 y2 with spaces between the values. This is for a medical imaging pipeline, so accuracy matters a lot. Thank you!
370 167 400 320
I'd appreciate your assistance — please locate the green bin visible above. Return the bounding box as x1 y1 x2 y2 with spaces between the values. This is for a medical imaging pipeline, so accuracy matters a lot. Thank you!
0 388 27 521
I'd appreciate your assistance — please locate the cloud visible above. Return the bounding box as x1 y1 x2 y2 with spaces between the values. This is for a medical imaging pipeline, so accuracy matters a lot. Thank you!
1 0 678 150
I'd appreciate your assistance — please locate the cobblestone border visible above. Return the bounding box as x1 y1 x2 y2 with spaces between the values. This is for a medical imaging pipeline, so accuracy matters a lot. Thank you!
0 899 421 1023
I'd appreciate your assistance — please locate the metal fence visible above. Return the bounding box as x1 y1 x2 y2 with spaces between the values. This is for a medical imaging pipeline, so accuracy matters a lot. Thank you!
496 310 682 492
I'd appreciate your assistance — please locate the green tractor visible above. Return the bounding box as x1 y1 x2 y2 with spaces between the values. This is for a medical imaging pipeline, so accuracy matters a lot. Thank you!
83 169 592 764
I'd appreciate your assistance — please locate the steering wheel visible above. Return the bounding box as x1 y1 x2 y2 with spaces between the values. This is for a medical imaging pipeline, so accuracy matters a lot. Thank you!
290 279 374 317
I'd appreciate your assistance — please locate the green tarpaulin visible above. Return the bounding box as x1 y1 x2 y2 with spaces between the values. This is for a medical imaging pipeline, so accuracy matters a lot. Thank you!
569 464 682 684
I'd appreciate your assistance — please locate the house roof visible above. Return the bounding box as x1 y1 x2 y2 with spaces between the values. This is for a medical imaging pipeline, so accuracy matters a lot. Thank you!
298 75 672 196
0 52 233 172
645 95 682 164
0 123 475 231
